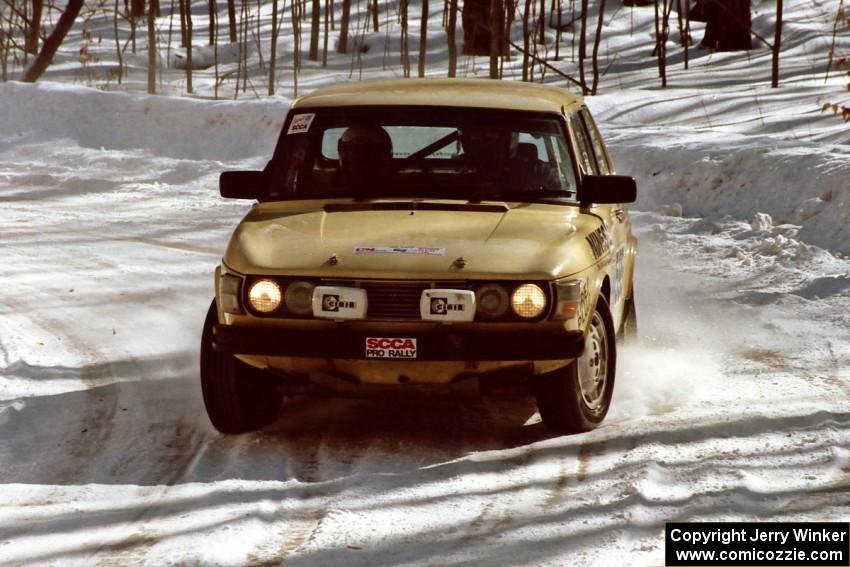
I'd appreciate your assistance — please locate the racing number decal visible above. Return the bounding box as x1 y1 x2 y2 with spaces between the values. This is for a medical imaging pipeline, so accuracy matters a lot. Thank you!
610 247 626 305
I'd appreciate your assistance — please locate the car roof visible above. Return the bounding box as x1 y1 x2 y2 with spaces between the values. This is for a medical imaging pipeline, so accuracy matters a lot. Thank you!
290 79 583 114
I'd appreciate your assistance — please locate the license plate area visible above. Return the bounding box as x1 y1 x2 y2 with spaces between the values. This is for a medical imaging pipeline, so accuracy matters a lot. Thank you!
365 337 418 359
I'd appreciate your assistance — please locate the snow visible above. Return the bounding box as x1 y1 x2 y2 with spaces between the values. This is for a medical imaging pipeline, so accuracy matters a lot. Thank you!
1 0 849 564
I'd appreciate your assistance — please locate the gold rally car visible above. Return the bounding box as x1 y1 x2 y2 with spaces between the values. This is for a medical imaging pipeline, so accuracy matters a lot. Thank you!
200 79 638 434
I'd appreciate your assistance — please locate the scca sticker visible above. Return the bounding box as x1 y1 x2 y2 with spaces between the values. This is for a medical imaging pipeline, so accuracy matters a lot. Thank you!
287 113 315 134
365 337 417 359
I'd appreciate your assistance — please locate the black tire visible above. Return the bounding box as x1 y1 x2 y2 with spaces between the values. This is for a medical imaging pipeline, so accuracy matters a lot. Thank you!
620 292 638 343
535 296 617 433
200 299 283 433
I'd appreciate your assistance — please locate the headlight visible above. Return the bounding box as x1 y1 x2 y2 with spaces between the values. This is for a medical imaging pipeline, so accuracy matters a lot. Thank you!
476 284 509 319
284 280 316 316
511 283 547 318
247 279 282 313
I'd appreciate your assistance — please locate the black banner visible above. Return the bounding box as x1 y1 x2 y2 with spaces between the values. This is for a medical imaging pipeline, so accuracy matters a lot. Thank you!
666 522 850 566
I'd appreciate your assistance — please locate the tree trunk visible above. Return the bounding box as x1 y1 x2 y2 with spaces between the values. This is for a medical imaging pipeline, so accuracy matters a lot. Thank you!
208 0 216 44
114 0 124 83
463 0 506 55
372 0 379 31
400 0 409 75
537 0 545 44
227 0 237 42
322 0 329 65
447 0 457 76
291 0 301 96
184 0 193 92
590 0 605 94
269 0 278 93
23 0 85 82
337 0 350 53
488 0 503 78
148 0 157 93
700 0 751 51
132 0 145 17
418 0 428 77
309 0 320 59
578 0 588 94
25 0 43 54
771 0 782 87
522 0 531 80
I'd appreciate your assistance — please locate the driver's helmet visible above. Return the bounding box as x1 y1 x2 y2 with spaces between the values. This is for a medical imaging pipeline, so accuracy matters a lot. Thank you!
459 127 519 169
337 126 393 188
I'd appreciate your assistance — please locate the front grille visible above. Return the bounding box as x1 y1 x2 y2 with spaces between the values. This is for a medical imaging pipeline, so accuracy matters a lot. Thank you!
321 279 469 320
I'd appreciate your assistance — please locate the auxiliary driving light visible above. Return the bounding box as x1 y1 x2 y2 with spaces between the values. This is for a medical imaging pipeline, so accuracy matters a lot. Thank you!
511 283 547 318
284 280 316 316
247 279 282 313
475 283 509 319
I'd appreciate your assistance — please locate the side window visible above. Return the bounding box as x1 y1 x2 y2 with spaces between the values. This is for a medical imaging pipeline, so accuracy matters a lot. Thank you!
568 113 598 175
580 109 612 175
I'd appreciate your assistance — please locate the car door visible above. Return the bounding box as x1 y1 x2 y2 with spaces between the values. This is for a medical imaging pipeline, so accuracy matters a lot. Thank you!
568 108 629 327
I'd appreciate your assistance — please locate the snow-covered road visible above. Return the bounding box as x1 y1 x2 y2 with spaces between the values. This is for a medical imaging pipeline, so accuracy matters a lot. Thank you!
1 80 849 565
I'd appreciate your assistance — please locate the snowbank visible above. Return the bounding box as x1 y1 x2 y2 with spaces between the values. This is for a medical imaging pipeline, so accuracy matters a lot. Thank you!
0 81 288 161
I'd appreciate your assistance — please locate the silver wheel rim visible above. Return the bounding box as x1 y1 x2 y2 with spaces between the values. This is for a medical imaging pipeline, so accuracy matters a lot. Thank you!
578 310 608 412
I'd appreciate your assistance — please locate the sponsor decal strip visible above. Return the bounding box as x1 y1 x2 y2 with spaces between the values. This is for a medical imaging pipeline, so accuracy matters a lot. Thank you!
354 246 446 256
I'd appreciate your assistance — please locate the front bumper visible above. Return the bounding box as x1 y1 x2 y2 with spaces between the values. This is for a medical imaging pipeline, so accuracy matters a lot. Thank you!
212 324 584 361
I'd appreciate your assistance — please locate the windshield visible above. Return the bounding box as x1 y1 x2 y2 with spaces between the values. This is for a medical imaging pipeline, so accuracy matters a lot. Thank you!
265 107 579 202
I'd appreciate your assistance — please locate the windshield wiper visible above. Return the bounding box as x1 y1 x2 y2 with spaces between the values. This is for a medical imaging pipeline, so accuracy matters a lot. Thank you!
468 189 568 202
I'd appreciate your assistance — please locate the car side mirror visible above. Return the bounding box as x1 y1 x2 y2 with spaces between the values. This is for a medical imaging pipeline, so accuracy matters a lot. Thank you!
220 170 266 199
580 174 637 205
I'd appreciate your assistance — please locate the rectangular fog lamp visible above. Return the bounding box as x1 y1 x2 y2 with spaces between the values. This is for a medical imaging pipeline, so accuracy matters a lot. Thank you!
420 289 476 322
312 286 368 320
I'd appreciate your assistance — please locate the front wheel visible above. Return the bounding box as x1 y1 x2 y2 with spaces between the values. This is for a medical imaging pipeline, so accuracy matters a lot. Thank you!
200 299 283 433
535 296 617 433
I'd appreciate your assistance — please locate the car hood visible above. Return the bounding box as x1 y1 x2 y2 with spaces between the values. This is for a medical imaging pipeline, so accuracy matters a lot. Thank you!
224 200 602 280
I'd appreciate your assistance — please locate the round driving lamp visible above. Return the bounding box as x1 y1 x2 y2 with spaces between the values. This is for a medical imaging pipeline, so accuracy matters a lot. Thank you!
475 284 509 319
284 280 316 316
511 283 547 318
247 279 282 313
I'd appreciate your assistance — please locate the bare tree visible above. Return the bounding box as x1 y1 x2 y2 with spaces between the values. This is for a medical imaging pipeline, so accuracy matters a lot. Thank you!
207 0 216 44
446 0 457 76
148 0 157 93
700 0 751 51
23 0 84 82
309 0 319 59
418 0 427 77
488 0 503 78
522 0 531 80
590 0 605 94
183 0 192 92
227 0 236 41
771 0 782 88
400 0 409 75
269 0 278 93
322 0 329 65
25 0 43 54
113 0 124 82
337 0 350 52
577 0 587 93
292 0 301 95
